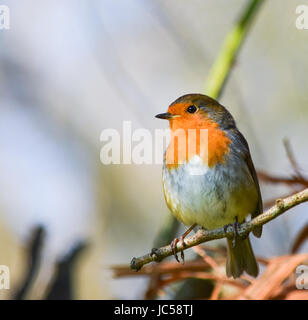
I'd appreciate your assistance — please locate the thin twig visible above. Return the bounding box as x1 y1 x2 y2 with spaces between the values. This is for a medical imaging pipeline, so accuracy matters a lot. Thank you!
193 246 220 271
130 188 308 271
114 260 213 278
262 188 304 209
210 281 223 300
283 138 304 179
291 223 308 253
258 171 308 188
159 271 247 290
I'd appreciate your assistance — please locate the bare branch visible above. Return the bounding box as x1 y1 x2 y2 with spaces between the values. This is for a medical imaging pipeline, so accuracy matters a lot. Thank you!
258 170 308 188
283 138 304 179
130 188 308 271
291 223 308 253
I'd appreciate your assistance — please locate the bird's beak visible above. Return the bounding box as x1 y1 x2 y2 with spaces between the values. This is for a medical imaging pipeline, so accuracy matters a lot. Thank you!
155 112 180 120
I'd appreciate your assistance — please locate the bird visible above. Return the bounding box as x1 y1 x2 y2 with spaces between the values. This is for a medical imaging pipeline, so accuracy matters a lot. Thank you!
155 93 262 278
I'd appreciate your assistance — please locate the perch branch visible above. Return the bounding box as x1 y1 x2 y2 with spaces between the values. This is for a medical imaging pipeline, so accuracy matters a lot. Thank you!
131 188 308 271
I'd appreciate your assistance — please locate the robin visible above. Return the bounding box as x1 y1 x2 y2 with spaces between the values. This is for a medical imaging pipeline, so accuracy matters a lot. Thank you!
155 93 262 278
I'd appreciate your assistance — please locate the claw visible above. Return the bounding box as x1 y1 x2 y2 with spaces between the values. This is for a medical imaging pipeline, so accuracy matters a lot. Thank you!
224 217 241 248
169 224 196 264
179 235 186 264
170 238 180 263
232 220 241 248
170 235 187 264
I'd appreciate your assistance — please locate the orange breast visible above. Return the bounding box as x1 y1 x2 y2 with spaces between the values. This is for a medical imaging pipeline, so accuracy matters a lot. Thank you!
165 117 231 170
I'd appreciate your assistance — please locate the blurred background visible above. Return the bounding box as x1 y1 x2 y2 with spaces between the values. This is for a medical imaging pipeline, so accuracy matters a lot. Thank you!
0 0 307 299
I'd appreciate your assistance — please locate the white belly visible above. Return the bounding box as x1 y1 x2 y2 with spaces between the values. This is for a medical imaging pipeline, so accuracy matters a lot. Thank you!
162 155 258 229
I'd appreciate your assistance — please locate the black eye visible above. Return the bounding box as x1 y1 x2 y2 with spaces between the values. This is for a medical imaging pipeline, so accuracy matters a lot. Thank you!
187 105 197 113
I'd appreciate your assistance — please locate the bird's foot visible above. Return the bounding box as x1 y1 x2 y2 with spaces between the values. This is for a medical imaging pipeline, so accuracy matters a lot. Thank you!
170 236 186 264
223 218 241 248
170 223 197 264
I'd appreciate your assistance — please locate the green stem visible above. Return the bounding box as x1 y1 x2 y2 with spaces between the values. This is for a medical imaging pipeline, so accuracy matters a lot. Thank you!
205 0 265 99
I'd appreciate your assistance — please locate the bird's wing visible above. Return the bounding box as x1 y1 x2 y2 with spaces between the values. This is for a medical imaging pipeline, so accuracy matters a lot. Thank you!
231 129 263 237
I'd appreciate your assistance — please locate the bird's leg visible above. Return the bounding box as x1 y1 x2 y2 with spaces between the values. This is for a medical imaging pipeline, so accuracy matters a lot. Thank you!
170 238 180 263
223 216 241 248
171 224 197 263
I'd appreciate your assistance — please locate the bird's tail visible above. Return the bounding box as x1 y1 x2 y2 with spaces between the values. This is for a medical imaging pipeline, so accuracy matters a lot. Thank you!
226 236 259 278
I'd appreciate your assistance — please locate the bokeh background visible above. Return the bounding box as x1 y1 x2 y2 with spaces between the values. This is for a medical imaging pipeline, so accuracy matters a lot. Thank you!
0 0 307 299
